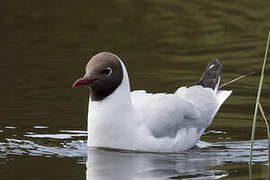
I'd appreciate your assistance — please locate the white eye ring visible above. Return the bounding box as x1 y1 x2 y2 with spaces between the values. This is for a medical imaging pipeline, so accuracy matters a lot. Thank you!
103 67 112 76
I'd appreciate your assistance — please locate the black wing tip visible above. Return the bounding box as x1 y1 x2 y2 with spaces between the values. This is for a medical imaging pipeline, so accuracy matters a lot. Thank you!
196 58 223 89
209 58 220 64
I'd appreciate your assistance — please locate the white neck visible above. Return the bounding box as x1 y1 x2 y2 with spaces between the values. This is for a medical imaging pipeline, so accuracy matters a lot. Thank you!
87 58 136 149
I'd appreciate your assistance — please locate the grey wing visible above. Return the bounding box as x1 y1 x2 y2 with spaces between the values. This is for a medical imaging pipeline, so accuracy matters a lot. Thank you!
131 91 201 138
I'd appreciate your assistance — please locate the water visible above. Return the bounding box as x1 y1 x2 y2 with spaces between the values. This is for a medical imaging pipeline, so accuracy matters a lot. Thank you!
1 0 270 179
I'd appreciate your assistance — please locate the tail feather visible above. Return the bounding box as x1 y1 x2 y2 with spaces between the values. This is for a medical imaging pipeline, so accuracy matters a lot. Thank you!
215 90 232 114
196 58 222 90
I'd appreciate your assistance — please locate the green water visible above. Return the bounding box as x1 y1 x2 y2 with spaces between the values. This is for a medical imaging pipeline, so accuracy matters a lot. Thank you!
0 0 270 179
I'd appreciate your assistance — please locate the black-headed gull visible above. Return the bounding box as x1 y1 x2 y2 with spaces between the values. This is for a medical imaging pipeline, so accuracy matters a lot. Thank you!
73 52 232 152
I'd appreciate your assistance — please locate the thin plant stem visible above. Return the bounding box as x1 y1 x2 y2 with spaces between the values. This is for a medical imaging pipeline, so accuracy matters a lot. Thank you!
249 31 270 164
258 102 270 165
249 163 253 180
218 72 255 90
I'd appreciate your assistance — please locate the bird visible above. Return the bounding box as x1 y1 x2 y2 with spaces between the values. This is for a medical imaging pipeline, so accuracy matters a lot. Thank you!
72 52 232 152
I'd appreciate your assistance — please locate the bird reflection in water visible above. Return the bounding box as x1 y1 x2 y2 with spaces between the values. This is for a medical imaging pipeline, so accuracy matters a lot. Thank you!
86 147 227 180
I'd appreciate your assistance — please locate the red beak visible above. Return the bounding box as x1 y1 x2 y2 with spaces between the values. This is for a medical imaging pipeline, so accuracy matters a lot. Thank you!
72 77 92 88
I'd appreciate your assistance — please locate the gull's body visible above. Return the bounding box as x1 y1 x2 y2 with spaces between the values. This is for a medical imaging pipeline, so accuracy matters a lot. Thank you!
73 52 232 152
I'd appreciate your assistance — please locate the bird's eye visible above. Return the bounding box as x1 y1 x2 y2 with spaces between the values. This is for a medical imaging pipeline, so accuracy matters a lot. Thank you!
102 67 112 76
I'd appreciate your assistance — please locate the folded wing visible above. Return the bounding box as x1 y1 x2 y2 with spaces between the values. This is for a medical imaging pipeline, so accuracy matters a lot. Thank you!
131 90 201 138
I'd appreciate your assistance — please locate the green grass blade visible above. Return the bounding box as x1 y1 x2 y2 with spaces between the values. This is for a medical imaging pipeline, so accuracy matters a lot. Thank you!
249 31 270 164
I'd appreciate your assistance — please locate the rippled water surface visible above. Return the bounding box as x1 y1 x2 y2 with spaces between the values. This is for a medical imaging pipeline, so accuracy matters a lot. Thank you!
1 0 270 179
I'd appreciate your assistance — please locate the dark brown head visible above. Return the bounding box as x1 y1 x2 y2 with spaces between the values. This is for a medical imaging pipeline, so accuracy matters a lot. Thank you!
72 52 123 101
